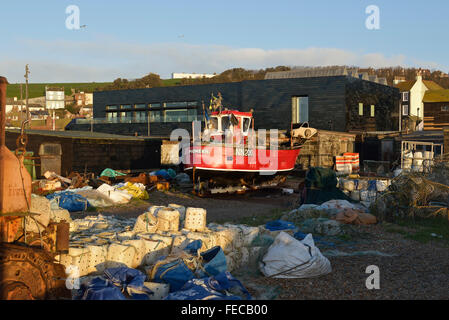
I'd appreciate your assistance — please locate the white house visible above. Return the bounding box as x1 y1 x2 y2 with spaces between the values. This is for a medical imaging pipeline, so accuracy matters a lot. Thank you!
395 74 443 130
171 72 216 79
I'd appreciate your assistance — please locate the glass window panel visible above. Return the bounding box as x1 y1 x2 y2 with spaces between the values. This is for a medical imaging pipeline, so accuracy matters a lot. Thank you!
121 104 132 110
359 103 364 116
149 103 161 108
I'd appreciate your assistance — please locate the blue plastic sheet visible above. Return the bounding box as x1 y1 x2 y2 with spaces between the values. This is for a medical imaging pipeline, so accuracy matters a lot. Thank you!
77 277 126 300
153 259 195 293
104 267 153 300
165 272 252 300
265 220 296 231
368 180 377 191
199 246 227 277
46 191 90 212
77 267 153 300
152 169 177 181
294 231 335 247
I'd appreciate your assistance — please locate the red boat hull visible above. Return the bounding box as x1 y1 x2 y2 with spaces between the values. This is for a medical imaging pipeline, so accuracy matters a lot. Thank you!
184 145 301 174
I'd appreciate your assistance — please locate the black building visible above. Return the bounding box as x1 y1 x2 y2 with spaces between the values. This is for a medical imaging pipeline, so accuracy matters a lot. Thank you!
67 70 400 137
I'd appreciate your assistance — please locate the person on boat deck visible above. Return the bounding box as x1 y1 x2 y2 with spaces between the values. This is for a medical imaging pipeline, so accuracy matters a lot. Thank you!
202 123 213 142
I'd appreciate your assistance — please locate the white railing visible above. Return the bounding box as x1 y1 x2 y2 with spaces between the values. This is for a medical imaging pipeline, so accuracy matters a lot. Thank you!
74 115 200 125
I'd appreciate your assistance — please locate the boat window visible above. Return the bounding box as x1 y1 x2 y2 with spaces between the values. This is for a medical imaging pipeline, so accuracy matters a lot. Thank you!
222 116 231 130
243 117 251 133
210 117 218 130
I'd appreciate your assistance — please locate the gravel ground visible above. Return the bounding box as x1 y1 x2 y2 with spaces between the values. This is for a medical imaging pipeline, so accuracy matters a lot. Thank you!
70 183 449 300
240 224 449 300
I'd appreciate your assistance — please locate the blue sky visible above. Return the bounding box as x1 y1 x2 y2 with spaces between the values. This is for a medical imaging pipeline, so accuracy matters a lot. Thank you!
1 0 448 82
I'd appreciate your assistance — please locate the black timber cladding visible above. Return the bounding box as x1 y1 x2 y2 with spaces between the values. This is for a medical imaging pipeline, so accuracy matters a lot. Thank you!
67 76 400 136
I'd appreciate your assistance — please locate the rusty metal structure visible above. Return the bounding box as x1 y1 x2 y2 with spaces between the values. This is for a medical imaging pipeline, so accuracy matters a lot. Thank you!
0 76 70 300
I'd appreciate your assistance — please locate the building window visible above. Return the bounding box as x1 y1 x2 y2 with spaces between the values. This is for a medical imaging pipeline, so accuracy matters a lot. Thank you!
107 112 118 123
134 104 146 110
292 96 309 124
120 104 132 110
370 105 375 117
358 103 364 116
150 110 162 122
134 111 147 122
402 92 409 102
149 103 161 109
402 105 409 116
106 105 118 111
441 106 449 112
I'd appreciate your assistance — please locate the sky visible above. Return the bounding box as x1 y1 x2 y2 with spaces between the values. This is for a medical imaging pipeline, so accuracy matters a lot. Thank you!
1 0 448 83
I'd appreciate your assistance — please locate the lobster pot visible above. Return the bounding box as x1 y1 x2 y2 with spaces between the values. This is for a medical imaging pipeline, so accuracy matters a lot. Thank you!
171 235 189 252
225 251 243 272
403 151 413 170
424 151 434 159
139 237 171 266
376 180 389 192
412 152 424 172
122 239 146 268
144 282 170 300
357 179 368 191
238 225 260 247
342 179 355 192
86 245 108 274
156 208 180 232
133 212 158 234
184 208 207 232
248 246 265 267
168 204 186 223
350 190 360 201
185 231 216 252
106 243 136 269
66 247 91 277
149 205 165 216
344 153 360 172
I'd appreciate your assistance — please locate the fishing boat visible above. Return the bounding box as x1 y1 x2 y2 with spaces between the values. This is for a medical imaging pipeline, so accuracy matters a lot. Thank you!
183 94 317 194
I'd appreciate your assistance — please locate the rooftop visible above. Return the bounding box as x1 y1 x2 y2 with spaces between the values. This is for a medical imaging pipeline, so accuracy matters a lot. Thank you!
423 89 449 103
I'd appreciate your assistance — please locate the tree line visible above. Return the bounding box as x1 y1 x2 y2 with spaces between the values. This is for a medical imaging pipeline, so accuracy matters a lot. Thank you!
95 66 449 91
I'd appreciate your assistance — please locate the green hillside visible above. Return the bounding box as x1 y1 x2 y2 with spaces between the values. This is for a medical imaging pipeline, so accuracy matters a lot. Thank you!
6 80 180 98
6 82 112 99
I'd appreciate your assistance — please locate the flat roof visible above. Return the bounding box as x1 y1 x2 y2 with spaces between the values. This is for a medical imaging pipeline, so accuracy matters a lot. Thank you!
5 129 164 141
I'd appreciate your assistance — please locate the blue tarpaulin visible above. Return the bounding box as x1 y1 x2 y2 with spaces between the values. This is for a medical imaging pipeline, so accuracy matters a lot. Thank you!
46 191 90 212
76 267 153 300
265 220 296 231
165 272 252 300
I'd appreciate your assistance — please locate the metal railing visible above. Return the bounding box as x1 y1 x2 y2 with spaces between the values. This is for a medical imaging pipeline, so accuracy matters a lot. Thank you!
74 115 200 125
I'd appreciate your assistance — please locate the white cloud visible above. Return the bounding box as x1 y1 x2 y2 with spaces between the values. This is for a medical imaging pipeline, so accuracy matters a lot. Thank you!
1 38 445 82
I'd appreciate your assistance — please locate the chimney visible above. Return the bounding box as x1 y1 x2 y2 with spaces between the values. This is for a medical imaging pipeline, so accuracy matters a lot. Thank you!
416 69 423 81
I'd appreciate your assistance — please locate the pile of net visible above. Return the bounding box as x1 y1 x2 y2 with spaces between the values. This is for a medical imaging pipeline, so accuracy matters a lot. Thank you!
370 173 449 221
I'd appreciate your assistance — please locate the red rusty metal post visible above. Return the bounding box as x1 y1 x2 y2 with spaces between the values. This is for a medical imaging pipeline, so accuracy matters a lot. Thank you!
0 76 32 218
0 76 7 147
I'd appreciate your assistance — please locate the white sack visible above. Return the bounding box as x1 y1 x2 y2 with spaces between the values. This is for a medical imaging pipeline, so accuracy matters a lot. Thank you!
259 232 331 279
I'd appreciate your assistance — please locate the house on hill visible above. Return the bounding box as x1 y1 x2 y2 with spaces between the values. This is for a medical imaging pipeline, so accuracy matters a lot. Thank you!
395 74 443 131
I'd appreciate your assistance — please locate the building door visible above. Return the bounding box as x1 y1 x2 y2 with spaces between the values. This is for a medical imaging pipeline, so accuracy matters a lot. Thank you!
292 96 309 124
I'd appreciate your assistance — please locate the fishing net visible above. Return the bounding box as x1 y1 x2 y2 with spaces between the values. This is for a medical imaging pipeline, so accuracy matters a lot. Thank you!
370 172 449 221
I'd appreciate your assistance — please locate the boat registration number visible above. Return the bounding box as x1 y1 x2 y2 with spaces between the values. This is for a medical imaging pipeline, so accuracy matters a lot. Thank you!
235 148 254 157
